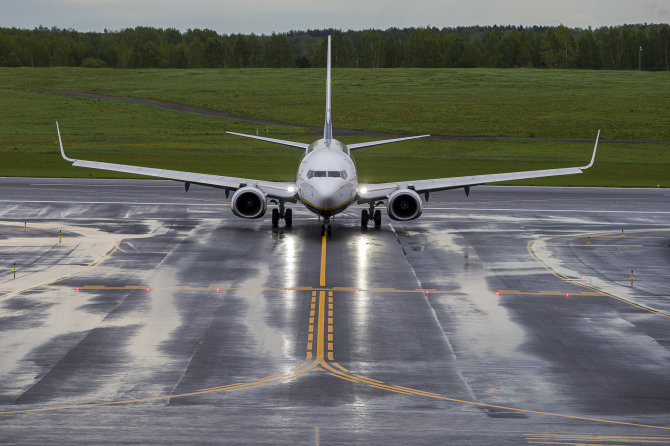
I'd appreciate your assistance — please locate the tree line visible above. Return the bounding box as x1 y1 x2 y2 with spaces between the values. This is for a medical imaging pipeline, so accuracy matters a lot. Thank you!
0 24 668 70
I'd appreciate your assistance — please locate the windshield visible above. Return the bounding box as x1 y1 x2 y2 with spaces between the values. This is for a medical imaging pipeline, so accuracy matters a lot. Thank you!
307 170 348 179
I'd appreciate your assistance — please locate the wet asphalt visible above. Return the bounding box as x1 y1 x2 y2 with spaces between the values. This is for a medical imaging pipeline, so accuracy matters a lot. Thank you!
0 178 669 445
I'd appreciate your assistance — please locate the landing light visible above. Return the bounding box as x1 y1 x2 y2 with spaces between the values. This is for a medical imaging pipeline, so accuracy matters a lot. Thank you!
359 187 368 194
288 186 296 193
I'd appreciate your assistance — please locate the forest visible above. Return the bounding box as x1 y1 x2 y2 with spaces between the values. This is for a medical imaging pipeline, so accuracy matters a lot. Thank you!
0 24 668 70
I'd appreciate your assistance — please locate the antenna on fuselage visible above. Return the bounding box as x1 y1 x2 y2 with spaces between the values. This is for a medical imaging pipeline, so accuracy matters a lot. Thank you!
324 35 332 141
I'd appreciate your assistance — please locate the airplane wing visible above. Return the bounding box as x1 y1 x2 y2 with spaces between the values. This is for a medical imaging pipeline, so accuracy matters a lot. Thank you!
57 123 297 201
357 130 600 202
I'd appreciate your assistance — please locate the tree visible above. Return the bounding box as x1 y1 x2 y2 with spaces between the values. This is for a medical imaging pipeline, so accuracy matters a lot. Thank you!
360 30 384 68
406 27 443 67
0 33 22 66
48 37 71 66
264 33 293 68
577 29 597 68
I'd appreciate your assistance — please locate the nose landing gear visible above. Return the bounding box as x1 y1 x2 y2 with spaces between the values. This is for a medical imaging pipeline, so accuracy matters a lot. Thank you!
320 216 332 237
272 202 292 228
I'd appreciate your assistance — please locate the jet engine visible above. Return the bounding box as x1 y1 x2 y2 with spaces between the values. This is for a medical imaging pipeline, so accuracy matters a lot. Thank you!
387 189 423 221
231 187 267 218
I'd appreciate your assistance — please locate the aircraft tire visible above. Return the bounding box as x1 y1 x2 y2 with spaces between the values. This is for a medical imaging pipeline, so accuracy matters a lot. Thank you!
374 209 382 228
285 209 292 227
272 208 279 227
361 209 369 228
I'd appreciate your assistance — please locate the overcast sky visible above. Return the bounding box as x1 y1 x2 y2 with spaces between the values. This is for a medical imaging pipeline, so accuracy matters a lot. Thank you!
2 0 668 34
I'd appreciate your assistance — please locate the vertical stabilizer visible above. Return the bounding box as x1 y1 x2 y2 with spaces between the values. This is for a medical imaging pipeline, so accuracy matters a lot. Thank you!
324 35 332 140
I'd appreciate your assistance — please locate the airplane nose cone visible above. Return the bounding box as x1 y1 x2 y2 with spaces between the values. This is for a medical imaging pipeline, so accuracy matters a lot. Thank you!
312 180 343 210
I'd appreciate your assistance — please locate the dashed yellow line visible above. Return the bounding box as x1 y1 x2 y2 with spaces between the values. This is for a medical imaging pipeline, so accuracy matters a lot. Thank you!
306 291 317 360
327 291 334 361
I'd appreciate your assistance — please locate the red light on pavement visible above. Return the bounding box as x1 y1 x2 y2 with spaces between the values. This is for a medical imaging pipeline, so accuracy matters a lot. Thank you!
216 288 220 293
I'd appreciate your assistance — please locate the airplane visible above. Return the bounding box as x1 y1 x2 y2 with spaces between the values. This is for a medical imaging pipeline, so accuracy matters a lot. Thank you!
57 35 600 236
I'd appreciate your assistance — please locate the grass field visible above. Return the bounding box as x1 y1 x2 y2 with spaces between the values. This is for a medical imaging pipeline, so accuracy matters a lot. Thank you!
0 67 668 186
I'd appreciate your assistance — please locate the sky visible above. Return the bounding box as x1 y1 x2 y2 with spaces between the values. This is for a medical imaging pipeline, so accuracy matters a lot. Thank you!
1 0 668 34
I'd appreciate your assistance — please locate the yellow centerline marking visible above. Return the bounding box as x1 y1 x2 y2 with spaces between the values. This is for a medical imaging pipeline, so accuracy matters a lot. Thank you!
547 244 644 247
320 234 327 287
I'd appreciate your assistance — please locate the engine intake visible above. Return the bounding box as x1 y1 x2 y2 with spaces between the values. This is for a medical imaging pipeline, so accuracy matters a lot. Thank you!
231 187 267 218
387 189 422 221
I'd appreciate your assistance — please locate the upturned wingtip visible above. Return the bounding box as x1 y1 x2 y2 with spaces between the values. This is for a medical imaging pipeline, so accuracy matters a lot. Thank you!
583 129 600 170
56 122 75 163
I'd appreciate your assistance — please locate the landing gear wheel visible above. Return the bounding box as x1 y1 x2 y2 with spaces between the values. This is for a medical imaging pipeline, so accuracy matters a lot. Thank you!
321 225 326 236
285 209 292 227
272 208 280 227
327 225 332 237
373 209 382 228
361 209 369 229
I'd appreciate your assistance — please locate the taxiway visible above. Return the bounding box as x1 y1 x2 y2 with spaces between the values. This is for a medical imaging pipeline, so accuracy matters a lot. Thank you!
1 178 669 445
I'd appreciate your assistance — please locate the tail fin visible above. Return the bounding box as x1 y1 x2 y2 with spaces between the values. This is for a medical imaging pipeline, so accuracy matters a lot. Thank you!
324 35 332 140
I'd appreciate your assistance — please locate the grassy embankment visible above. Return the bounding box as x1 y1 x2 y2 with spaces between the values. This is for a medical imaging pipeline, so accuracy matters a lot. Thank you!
0 67 668 186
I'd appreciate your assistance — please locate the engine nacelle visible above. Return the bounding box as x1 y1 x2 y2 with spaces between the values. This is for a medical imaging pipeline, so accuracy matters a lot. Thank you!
387 189 423 221
231 187 267 219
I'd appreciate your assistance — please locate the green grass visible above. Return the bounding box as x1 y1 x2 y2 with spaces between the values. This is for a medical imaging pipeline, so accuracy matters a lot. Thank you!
0 67 669 186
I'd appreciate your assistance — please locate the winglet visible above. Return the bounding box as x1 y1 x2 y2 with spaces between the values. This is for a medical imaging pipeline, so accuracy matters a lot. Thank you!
582 129 600 170
56 122 75 163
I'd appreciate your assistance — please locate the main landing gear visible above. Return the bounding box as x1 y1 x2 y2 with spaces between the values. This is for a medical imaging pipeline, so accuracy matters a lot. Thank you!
361 203 382 229
271 202 292 228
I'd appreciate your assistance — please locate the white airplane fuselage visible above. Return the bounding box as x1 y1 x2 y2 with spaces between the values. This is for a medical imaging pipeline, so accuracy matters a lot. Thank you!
296 138 358 218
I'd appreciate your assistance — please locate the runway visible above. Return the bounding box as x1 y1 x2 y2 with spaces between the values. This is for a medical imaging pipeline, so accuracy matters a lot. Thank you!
1 177 669 445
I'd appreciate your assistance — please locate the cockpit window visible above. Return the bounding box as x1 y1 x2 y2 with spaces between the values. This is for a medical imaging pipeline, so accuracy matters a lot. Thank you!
307 170 347 179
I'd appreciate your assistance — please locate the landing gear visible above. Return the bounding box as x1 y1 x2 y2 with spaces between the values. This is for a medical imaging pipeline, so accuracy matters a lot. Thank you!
320 216 332 237
361 204 382 229
361 209 369 229
285 208 292 227
272 202 292 228
373 209 382 228
272 208 280 227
